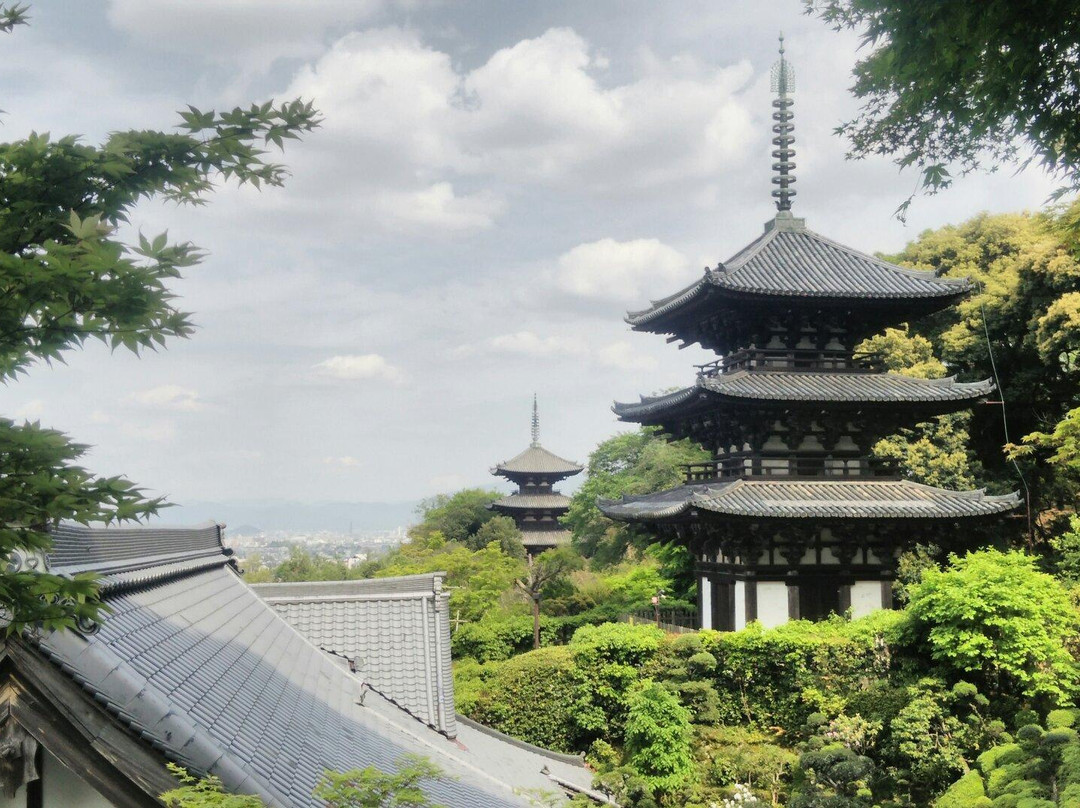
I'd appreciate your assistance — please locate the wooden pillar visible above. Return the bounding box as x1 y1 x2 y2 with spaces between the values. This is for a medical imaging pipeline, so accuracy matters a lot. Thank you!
787 580 800 621
838 583 852 615
880 578 894 609
744 576 758 625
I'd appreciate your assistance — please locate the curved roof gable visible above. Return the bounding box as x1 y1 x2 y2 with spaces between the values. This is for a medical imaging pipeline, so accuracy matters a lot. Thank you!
492 444 583 477
627 215 971 327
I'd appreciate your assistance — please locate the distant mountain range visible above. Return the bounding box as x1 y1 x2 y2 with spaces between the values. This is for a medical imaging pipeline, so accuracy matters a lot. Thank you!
151 500 419 534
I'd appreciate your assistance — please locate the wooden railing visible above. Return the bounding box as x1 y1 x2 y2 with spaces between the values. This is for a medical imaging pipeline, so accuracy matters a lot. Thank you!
683 453 901 482
695 349 885 377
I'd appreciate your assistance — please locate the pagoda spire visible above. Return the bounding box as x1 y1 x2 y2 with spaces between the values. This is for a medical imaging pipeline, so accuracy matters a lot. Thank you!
531 394 540 446
770 33 796 212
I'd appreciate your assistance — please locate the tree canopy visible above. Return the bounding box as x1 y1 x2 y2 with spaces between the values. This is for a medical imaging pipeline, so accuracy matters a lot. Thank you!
808 0 1080 214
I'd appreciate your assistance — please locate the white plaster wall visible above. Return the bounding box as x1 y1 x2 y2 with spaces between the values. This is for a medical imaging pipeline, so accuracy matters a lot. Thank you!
757 582 789 628
851 581 884 618
700 575 713 630
734 580 746 630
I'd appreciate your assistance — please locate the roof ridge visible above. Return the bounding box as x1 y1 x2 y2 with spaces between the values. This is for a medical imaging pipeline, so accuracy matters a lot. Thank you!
720 224 780 270
799 225 971 289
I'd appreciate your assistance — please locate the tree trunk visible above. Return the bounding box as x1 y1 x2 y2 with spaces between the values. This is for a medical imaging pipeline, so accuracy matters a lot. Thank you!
532 596 541 650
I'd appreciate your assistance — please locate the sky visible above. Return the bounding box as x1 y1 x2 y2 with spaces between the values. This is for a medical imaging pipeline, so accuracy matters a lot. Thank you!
0 0 1060 509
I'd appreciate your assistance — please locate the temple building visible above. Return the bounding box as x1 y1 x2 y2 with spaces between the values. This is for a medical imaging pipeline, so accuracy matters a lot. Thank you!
491 397 583 556
0 523 600 808
599 39 1018 630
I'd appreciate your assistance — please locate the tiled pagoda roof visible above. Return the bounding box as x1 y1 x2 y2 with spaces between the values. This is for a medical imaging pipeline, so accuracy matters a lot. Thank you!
613 372 995 420
627 214 970 329
491 493 572 510
492 444 583 477
599 480 1020 521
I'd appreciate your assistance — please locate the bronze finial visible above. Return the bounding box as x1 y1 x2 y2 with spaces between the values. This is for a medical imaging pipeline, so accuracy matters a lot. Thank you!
770 33 796 211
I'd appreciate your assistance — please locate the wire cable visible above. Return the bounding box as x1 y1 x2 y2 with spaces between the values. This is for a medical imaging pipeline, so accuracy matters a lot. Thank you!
977 284 1034 547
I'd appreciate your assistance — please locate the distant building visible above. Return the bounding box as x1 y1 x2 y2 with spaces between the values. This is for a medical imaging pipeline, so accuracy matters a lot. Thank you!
0 523 600 807
490 397 583 556
599 39 1018 631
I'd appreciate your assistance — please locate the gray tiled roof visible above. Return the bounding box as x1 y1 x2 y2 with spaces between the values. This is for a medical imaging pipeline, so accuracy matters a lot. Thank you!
613 372 994 419
627 215 970 326
599 479 1020 520
518 529 572 549
253 575 456 737
31 524 594 807
493 445 583 477
491 493 572 510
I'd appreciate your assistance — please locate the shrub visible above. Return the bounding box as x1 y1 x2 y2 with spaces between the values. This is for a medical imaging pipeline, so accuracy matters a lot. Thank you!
623 680 694 794
933 769 987 808
904 549 1080 704
464 646 583 752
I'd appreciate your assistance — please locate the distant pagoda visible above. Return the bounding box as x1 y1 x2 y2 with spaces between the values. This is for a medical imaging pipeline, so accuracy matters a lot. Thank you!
491 396 583 555
600 37 1018 630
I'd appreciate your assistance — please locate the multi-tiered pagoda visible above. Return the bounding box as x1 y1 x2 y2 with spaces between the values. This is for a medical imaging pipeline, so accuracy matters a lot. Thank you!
600 40 1018 630
491 397 583 556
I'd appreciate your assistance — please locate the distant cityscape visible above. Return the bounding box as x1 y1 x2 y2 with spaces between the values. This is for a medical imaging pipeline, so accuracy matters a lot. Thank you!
224 526 410 568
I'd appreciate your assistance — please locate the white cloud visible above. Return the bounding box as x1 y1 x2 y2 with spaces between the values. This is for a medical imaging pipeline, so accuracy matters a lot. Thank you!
323 455 361 468
467 330 657 371
314 354 404 383
553 237 695 303
128 385 207 412
231 25 757 237
13 400 45 421
119 420 178 443
107 0 391 71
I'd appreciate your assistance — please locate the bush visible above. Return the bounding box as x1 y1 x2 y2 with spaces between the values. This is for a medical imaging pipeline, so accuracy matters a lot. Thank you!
623 680 694 794
464 646 583 752
904 549 1080 704
934 769 987 808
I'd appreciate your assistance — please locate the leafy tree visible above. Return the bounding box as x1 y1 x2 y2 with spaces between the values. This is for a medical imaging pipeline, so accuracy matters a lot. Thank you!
564 427 709 566
240 553 273 584
1050 515 1080 584
272 546 350 582
161 764 266 808
410 489 500 545
162 756 446 808
622 680 695 795
470 514 525 558
313 755 445 808
877 209 1080 534
515 546 584 649
0 15 318 631
904 549 1080 704
376 536 525 622
808 0 1080 213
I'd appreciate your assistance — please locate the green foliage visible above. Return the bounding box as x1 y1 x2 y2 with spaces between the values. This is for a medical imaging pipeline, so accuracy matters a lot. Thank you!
880 209 1080 523
161 765 267 808
933 770 987 808
463 646 583 753
272 546 351 582
904 550 1080 703
809 1 1080 209
790 742 875 808
1049 516 1080 584
623 680 694 794
564 427 709 567
471 515 525 558
312 755 445 808
378 539 525 623
410 489 500 545
696 725 798 805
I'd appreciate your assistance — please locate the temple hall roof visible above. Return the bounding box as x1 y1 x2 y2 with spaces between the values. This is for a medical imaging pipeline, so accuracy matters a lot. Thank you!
626 214 971 329
253 574 456 737
613 372 995 420
25 523 597 807
517 529 573 550
599 479 1020 521
492 444 583 477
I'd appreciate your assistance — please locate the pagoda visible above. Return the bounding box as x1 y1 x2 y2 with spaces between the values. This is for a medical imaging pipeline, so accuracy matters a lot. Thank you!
599 38 1018 630
491 397 583 556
